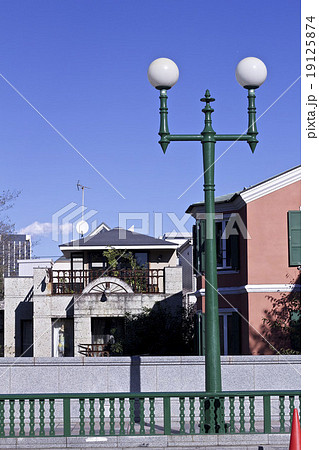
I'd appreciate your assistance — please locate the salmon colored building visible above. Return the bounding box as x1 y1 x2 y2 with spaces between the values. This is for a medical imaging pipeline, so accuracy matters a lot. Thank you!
186 166 301 355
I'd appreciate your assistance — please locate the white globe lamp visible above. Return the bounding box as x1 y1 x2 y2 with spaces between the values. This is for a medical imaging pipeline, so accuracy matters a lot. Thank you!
235 57 267 89
147 58 179 89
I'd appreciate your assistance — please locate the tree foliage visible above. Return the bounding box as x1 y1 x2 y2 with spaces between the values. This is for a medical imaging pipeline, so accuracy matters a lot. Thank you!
103 248 140 270
114 303 196 356
0 190 20 298
0 190 19 235
262 274 301 354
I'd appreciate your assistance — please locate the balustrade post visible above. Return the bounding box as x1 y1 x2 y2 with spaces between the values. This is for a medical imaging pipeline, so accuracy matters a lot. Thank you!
164 397 172 435
263 395 271 434
63 397 71 437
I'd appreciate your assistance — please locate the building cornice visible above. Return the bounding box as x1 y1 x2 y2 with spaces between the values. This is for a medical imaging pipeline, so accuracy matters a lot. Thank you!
187 166 301 215
194 283 301 297
240 166 301 204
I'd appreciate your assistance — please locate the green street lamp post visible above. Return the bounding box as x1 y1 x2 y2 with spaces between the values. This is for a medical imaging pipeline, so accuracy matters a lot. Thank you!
147 57 267 396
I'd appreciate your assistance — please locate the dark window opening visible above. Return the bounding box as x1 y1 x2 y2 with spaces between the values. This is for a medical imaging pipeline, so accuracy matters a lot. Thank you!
133 252 148 268
21 320 33 357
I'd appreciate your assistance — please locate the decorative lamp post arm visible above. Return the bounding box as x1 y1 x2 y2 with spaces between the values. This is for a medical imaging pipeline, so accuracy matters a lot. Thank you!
246 88 258 153
158 89 202 151
159 88 261 155
206 89 259 153
159 89 170 153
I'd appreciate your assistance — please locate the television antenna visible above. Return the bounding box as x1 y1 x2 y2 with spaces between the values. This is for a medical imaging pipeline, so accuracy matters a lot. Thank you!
76 181 91 237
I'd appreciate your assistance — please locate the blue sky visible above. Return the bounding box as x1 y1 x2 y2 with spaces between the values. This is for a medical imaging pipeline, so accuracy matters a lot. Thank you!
0 0 301 258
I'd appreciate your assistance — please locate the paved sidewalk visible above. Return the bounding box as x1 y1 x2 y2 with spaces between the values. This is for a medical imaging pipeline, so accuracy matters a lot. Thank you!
0 433 290 449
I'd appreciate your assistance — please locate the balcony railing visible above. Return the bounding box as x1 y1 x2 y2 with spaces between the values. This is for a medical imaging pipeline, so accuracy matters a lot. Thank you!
78 343 111 357
0 390 300 438
49 268 164 295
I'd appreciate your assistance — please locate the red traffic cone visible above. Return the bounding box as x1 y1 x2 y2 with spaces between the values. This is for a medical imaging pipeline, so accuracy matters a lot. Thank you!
289 408 301 450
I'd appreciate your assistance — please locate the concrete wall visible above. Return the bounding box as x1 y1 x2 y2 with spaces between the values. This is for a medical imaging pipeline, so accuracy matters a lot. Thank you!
0 355 300 394
18 259 53 277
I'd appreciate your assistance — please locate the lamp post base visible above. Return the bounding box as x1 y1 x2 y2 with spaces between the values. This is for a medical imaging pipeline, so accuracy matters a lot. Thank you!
203 396 228 434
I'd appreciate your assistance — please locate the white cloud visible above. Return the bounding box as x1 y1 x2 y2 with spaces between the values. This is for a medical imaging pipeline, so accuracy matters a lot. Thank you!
19 221 52 236
19 221 73 236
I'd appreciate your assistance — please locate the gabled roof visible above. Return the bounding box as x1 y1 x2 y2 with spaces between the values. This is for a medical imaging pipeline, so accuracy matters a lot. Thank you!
186 165 301 214
60 227 178 251
87 222 111 236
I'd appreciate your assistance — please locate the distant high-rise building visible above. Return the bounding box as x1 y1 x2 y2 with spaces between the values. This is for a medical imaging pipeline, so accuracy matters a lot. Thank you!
0 234 32 277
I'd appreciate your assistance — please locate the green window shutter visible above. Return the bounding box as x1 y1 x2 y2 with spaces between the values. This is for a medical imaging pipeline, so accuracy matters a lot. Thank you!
199 219 206 274
196 221 201 273
193 221 202 274
288 211 301 266
192 224 198 273
194 312 205 356
290 310 301 323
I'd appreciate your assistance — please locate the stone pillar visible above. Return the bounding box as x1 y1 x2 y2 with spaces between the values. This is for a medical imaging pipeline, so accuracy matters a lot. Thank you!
32 268 53 357
33 316 52 357
164 266 183 294
33 268 51 296
4 296 20 357
74 316 91 356
4 277 33 357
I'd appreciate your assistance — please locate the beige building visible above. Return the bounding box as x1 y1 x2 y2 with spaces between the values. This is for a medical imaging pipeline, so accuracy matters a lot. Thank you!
3 225 183 357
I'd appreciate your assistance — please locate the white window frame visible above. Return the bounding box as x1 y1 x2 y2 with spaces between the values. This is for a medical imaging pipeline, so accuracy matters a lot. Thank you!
219 308 239 356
